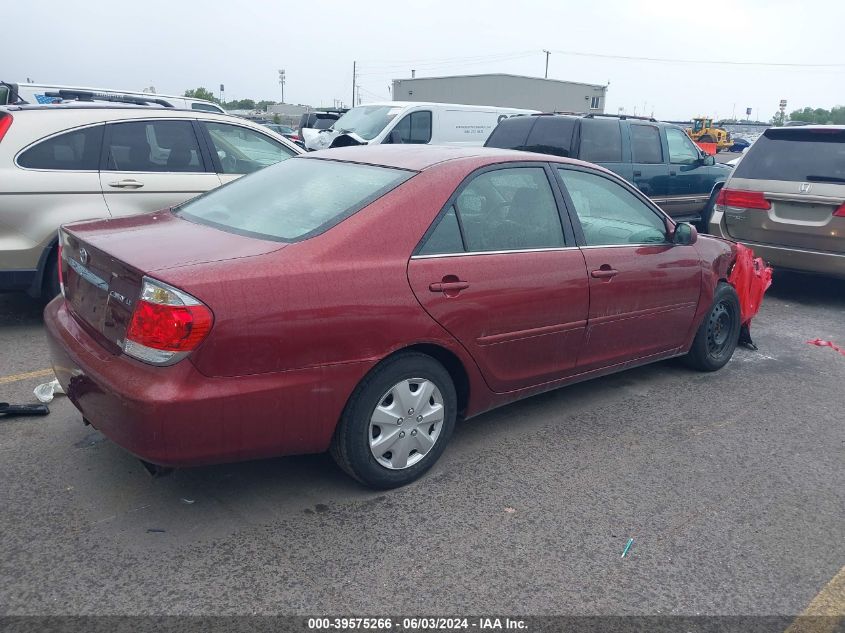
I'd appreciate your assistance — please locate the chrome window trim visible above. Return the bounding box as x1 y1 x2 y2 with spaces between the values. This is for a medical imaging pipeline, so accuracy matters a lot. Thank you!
411 246 580 260
580 242 671 249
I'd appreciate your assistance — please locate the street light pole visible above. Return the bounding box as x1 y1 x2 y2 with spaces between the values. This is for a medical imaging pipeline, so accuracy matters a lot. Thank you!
543 50 550 79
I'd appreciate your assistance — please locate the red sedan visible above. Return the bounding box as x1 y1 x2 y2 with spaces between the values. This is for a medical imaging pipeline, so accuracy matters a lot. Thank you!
45 146 740 488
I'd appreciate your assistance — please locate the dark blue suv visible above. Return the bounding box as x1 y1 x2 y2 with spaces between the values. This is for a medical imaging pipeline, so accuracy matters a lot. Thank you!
485 113 732 224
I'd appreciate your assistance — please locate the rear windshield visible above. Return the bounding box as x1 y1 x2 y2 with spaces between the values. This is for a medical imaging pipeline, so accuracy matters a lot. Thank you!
733 128 845 182
176 158 413 241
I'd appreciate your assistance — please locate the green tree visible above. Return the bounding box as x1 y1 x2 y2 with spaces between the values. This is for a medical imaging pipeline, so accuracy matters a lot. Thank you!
772 111 787 126
183 87 219 103
272 114 281 124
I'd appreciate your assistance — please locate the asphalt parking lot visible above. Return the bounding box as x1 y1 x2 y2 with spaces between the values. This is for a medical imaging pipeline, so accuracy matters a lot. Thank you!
0 271 843 618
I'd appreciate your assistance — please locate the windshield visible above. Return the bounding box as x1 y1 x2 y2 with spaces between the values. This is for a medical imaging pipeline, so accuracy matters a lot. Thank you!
176 157 413 241
330 105 403 140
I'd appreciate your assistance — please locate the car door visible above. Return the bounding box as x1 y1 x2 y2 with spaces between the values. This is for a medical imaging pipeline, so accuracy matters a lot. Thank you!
199 120 298 184
382 110 432 145
626 122 670 202
407 164 589 393
555 166 701 371
663 126 711 219
99 119 220 217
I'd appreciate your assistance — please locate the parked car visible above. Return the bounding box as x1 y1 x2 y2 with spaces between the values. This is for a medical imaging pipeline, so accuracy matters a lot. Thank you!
46 146 741 489
709 126 845 279
299 110 345 148
729 138 751 153
0 103 302 298
5 82 226 113
259 122 305 148
485 113 732 224
305 102 537 151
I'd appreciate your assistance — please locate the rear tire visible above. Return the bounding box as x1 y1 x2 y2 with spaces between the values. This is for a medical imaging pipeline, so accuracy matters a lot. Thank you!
42 250 61 301
684 282 741 372
330 352 457 489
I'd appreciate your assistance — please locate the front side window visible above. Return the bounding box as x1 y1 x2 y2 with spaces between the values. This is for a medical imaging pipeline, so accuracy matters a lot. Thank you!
202 122 296 174
386 111 432 144
454 167 564 252
177 158 412 241
579 119 623 163
18 125 104 170
104 121 202 172
666 127 700 165
630 124 664 164
558 168 667 246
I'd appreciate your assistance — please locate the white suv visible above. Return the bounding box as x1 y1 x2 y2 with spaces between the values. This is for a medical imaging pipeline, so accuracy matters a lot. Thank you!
0 103 302 298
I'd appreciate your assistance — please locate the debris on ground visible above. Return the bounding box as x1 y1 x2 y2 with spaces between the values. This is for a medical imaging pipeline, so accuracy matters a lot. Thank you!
806 339 845 357
0 402 50 418
34 378 64 403
146 528 166 533
504 507 516 514
728 244 773 349
621 538 634 558
180 498 196 505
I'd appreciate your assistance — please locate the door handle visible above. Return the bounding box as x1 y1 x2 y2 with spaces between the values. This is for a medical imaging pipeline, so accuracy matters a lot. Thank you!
107 179 144 189
633 170 642 177
429 281 469 293
669 170 677 176
591 266 619 279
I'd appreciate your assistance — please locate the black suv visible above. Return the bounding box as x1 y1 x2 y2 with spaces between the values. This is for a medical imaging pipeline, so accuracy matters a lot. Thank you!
485 113 732 224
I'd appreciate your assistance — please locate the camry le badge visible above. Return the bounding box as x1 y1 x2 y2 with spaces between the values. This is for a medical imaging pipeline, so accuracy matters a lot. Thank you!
799 183 812 194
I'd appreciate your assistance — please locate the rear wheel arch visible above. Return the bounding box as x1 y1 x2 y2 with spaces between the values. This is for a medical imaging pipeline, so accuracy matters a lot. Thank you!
28 236 59 300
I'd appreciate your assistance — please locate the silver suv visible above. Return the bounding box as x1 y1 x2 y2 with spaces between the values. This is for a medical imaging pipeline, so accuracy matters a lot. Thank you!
709 126 845 278
0 104 301 298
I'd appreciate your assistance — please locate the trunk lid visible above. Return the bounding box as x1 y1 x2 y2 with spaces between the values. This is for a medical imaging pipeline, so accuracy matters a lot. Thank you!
61 210 284 350
723 128 845 253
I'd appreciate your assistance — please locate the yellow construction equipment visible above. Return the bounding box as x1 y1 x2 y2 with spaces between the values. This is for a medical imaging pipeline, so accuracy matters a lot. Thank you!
686 117 732 152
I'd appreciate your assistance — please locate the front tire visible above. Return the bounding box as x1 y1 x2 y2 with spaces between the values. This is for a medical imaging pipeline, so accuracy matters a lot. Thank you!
330 352 457 489
684 282 741 372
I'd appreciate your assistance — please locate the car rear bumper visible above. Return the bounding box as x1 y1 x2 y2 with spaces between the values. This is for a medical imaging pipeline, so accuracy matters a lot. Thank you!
709 211 845 278
44 298 374 467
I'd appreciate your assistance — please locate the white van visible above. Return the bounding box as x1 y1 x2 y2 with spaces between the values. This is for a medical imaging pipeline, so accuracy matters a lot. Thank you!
7 82 226 113
306 101 537 151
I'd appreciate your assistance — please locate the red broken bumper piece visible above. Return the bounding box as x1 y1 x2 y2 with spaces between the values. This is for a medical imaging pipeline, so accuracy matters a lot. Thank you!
727 243 773 326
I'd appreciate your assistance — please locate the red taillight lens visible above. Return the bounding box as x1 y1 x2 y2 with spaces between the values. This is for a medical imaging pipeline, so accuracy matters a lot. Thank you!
0 114 12 143
289 134 301 142
124 278 213 365
834 203 845 217
126 301 212 352
716 188 771 210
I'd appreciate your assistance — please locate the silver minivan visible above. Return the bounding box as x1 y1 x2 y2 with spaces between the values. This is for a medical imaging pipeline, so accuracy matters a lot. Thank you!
709 126 845 278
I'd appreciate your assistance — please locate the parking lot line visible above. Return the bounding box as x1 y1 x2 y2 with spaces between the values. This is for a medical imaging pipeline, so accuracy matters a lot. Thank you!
785 564 845 633
0 368 53 386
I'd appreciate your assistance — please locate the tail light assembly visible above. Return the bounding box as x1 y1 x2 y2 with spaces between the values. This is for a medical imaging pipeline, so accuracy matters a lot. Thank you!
834 203 845 218
124 278 213 366
0 113 12 143
715 188 771 210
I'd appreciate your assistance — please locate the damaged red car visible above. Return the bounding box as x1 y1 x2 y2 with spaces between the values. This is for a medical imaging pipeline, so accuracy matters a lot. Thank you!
45 146 741 489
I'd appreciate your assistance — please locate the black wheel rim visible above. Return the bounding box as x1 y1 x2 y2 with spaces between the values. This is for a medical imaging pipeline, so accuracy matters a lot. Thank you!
706 300 734 357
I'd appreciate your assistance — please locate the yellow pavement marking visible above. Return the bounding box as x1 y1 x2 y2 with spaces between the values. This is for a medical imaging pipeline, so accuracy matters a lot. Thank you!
784 564 845 633
0 368 54 386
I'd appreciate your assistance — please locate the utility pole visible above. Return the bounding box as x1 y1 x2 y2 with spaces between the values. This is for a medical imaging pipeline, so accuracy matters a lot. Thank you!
278 69 285 104
352 61 357 109
543 50 550 79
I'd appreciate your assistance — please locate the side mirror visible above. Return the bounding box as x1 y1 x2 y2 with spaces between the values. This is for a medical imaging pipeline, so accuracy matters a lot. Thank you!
672 222 698 246
700 154 715 166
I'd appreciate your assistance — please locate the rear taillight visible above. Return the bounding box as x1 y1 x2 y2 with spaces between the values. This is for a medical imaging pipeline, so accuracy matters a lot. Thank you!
715 188 771 210
834 203 845 218
124 278 213 366
0 114 12 142
289 134 301 142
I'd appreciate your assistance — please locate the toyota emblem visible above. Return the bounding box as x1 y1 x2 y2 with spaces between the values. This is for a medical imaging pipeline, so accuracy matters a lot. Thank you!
79 248 89 266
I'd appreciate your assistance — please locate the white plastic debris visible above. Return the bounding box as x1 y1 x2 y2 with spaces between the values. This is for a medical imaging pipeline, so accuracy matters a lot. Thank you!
33 378 64 403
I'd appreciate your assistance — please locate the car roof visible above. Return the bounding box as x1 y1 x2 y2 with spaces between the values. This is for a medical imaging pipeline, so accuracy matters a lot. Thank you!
301 145 607 173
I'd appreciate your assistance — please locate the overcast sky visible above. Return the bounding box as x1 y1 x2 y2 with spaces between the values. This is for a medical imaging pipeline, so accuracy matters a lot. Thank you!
6 0 844 120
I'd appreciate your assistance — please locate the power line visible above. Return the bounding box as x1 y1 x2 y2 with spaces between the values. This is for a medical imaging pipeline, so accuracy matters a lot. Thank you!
550 49 845 68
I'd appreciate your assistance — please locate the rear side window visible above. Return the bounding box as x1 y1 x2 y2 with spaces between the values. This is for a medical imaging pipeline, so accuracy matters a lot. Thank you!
630 124 663 164
177 158 412 241
484 116 535 150
418 206 464 255
733 128 845 182
578 119 623 163
191 102 223 113
523 116 576 157
18 125 104 170
105 121 203 172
